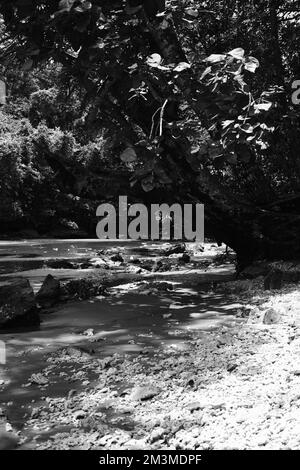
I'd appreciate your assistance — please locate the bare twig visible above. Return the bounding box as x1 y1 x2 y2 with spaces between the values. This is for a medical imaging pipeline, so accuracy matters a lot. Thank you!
159 99 168 136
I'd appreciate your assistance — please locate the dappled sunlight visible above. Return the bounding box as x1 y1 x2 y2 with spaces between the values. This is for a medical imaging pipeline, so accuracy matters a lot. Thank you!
1 277 244 425
0 239 245 448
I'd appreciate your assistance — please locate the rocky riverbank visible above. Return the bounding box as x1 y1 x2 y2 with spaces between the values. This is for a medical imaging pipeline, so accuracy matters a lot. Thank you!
2 276 300 449
0 242 233 329
1 242 300 450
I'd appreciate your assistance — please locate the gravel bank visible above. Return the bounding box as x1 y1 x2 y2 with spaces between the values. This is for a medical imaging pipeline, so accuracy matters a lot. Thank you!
7 279 300 450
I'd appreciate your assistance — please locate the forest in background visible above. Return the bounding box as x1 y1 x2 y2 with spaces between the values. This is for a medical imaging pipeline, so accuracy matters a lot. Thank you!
0 0 300 267
0 58 131 237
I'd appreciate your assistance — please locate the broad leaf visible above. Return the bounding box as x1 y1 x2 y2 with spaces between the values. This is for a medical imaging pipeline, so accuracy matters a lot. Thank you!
58 0 74 12
185 9 199 18
174 62 191 72
120 147 137 163
146 53 162 67
228 48 245 60
254 102 272 112
141 175 154 192
22 59 33 71
205 54 226 64
244 57 260 73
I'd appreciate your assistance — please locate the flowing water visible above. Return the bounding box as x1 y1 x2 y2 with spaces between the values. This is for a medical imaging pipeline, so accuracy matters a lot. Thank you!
0 239 240 436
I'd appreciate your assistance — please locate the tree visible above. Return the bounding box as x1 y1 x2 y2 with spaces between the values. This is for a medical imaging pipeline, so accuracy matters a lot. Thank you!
0 54 128 234
0 0 299 266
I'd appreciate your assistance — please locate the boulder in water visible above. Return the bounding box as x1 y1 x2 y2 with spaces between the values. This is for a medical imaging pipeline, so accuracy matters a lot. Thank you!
152 259 173 272
0 279 39 329
36 274 60 307
0 431 19 450
163 243 186 256
180 253 191 264
110 253 124 263
129 259 153 271
62 278 106 300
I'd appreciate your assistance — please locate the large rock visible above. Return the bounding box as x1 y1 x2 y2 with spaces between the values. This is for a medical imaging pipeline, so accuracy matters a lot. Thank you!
129 259 153 271
0 279 39 329
152 259 173 272
62 278 106 300
263 308 281 325
45 259 78 269
264 269 283 290
36 274 60 307
163 243 186 257
130 385 160 401
110 253 124 263
0 431 19 450
180 253 191 264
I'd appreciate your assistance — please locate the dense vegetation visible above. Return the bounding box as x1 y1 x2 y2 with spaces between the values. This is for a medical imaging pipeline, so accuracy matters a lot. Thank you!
0 59 130 235
0 1 299 266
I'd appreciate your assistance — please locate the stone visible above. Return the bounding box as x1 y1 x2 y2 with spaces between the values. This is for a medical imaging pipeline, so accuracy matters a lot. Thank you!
130 385 160 401
99 356 113 370
129 259 153 271
152 260 163 272
73 410 86 420
185 375 198 388
240 262 269 279
82 328 94 337
0 431 19 450
63 278 106 300
164 243 186 256
36 274 60 307
163 313 172 319
227 363 238 372
180 253 191 264
0 279 39 329
138 261 153 271
148 427 166 443
126 265 143 274
264 269 283 290
79 262 94 269
185 402 204 412
30 373 49 386
124 439 148 450
53 346 94 361
263 308 281 325
152 259 172 272
110 253 124 263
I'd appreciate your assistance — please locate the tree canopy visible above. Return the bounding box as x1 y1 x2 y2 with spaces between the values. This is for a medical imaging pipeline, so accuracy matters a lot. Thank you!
0 1 300 265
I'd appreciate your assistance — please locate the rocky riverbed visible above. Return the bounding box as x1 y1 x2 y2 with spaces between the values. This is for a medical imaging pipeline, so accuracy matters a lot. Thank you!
1 241 300 450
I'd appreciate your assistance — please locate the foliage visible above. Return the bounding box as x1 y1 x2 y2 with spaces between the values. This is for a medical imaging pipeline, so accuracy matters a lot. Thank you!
0 61 122 234
0 1 299 262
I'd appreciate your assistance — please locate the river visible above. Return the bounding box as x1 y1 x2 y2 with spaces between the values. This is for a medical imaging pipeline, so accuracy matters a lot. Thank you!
0 239 241 441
